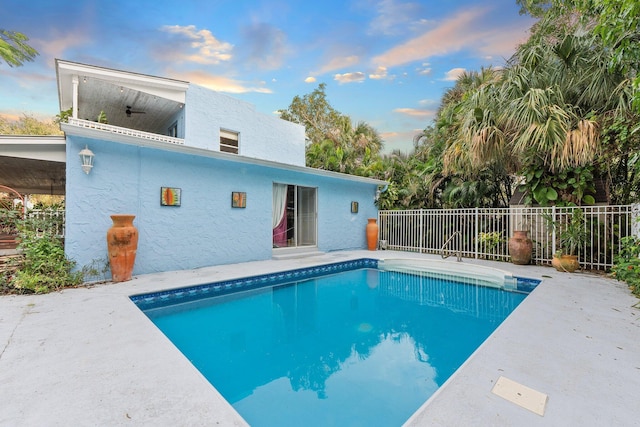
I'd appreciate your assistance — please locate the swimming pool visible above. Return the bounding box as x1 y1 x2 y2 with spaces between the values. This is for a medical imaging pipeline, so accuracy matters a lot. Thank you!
132 259 538 426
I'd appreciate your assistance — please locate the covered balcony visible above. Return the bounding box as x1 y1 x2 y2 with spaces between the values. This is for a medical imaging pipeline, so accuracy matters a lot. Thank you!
56 59 189 145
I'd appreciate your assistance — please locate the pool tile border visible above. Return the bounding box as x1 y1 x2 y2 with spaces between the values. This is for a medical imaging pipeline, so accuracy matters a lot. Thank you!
130 258 540 311
130 258 379 310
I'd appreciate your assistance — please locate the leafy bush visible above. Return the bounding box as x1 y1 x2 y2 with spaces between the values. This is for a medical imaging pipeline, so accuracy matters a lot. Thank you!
0 208 21 234
0 255 21 293
80 257 110 283
3 215 82 294
610 236 640 297
477 231 505 259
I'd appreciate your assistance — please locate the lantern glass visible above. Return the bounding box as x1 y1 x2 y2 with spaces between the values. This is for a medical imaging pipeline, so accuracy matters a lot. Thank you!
78 145 94 174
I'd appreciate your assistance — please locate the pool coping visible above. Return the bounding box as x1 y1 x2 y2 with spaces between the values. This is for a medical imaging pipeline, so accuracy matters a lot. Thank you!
131 257 538 311
1 250 639 426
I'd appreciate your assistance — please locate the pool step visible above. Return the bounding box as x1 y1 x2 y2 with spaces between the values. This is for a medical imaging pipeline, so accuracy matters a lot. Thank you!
272 249 325 260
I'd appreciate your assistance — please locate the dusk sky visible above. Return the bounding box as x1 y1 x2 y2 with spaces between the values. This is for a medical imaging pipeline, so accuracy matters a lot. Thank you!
2 0 536 153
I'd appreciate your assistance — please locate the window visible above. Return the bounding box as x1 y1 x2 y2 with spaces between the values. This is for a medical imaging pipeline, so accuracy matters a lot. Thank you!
220 129 239 154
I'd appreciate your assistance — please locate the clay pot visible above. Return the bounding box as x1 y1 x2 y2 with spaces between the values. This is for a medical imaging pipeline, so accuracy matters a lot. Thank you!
509 230 533 265
366 218 378 251
552 254 579 273
107 214 138 282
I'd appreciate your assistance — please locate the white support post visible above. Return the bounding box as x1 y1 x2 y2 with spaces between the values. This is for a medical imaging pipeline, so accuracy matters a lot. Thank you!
72 75 79 119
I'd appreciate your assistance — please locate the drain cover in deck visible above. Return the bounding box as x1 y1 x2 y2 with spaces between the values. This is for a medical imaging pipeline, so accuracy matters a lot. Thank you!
491 376 548 416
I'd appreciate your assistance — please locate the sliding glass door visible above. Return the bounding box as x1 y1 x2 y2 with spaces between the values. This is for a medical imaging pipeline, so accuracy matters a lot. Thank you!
273 183 317 248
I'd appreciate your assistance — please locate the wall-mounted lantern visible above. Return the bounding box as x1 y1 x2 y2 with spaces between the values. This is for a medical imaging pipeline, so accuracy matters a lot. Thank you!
79 145 95 174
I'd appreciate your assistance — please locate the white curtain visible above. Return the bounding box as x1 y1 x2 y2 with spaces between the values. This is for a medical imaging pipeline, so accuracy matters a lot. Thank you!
272 183 288 228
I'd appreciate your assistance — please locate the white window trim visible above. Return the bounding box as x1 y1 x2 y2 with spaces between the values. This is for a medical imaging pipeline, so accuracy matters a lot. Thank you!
220 129 239 154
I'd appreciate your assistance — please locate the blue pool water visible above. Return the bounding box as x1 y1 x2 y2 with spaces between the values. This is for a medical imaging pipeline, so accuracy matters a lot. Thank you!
134 261 533 426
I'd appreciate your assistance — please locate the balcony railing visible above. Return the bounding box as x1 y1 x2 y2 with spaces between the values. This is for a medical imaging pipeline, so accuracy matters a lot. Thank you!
67 118 184 145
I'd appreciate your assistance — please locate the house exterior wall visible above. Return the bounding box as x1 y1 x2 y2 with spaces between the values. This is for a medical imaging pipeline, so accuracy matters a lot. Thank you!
65 136 379 276
183 85 306 166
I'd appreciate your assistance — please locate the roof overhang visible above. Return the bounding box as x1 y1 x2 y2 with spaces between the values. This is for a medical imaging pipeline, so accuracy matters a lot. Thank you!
56 59 189 111
0 136 66 195
0 135 66 162
61 124 388 187
55 59 189 135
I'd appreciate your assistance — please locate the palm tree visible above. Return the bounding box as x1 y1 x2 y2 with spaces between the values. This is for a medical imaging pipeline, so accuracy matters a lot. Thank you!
425 68 517 207
502 31 628 172
434 16 634 206
352 121 383 155
430 67 514 176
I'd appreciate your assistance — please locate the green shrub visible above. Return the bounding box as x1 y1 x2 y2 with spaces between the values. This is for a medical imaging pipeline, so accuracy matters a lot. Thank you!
80 257 110 283
477 231 505 260
5 216 82 294
478 231 503 250
0 208 21 234
0 255 20 293
610 236 640 297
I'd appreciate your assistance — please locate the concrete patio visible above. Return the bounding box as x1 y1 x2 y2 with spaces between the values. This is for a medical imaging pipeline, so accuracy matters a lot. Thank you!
1 251 638 426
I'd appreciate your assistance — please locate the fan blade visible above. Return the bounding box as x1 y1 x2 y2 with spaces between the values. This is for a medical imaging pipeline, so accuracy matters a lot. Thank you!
125 106 145 116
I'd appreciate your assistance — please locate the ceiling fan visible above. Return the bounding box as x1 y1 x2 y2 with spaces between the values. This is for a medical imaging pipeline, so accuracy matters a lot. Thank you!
125 105 146 117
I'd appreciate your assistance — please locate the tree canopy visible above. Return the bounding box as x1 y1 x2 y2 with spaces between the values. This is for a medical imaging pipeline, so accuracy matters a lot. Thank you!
517 0 640 112
279 1 640 209
0 115 62 135
0 29 38 67
279 83 383 175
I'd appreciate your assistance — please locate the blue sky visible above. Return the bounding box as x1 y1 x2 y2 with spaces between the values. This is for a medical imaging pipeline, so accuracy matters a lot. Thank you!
1 0 536 153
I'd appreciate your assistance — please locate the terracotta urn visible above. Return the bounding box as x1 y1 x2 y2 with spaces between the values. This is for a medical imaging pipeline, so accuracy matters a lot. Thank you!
552 254 579 273
107 214 138 282
366 218 378 251
509 230 533 265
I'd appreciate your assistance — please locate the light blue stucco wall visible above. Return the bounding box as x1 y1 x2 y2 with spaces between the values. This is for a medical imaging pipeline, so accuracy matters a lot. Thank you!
266 168 379 252
184 85 306 166
65 136 379 276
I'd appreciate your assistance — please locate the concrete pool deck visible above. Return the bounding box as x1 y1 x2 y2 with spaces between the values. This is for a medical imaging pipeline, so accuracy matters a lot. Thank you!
1 250 638 426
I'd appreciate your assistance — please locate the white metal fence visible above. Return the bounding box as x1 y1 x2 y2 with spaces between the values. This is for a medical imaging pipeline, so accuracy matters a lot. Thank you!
27 209 66 237
378 205 637 271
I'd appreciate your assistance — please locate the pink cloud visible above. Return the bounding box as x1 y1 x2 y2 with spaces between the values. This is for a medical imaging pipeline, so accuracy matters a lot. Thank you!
394 108 436 118
372 7 533 68
173 70 272 94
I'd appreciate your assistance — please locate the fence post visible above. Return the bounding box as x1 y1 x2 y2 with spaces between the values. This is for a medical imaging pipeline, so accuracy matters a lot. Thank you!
474 207 479 259
551 205 557 256
419 210 424 253
377 210 381 248
632 203 640 239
